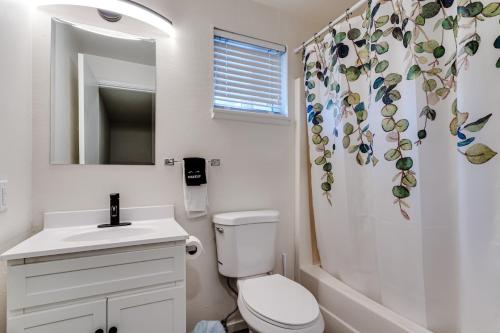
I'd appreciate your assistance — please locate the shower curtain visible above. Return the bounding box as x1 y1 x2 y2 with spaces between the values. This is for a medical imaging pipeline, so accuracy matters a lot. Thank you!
303 0 499 331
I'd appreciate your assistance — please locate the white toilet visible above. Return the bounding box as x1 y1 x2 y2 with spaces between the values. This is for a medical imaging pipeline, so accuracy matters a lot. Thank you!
213 210 324 333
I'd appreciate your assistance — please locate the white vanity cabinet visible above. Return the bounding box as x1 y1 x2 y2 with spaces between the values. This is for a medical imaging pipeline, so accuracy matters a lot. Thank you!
107 287 185 333
5 242 186 333
10 300 106 333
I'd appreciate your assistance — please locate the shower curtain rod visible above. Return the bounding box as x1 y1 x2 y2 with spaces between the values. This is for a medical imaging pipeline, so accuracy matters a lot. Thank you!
293 0 368 54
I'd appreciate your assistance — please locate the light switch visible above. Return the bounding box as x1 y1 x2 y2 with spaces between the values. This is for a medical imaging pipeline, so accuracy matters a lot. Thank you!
0 180 7 212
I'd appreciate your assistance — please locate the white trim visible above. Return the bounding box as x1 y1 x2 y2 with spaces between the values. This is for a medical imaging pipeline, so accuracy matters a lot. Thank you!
50 19 57 164
214 28 286 53
293 77 315 272
281 47 289 117
97 80 155 93
77 53 86 165
212 108 291 126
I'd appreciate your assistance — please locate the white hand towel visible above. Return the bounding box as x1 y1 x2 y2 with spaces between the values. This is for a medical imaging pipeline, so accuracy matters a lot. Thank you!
183 163 208 218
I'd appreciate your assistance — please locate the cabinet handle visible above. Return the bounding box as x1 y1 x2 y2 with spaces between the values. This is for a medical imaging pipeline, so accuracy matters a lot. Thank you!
109 327 117 333
95 330 104 333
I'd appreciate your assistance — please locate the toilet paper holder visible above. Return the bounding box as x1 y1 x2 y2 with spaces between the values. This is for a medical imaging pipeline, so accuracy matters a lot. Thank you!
186 244 198 255
185 235 203 259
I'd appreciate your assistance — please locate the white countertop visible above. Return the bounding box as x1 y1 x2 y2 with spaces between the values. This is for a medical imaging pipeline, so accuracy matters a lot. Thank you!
1 206 189 261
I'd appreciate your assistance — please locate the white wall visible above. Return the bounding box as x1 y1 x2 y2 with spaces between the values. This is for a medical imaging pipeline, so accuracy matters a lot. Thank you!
0 0 33 331
86 54 156 91
86 55 155 165
98 96 110 164
52 20 79 164
31 0 316 330
79 53 101 164
109 122 153 165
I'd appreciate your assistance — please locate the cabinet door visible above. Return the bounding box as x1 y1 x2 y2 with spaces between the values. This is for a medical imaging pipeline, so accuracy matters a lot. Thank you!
107 287 185 333
9 300 106 333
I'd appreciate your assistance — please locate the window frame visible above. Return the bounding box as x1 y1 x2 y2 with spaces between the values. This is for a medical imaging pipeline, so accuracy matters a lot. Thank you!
211 28 289 125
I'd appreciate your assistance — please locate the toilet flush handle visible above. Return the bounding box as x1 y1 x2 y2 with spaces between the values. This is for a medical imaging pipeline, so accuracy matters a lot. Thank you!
215 226 224 233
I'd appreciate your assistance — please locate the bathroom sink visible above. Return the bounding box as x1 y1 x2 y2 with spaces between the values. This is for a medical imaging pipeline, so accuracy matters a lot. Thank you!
0 205 189 261
63 226 155 242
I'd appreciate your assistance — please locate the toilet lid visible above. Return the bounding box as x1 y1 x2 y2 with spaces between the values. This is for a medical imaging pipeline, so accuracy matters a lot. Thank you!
239 275 320 329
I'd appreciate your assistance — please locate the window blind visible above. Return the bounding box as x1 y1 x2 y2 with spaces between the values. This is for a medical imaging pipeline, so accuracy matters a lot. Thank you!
213 29 286 115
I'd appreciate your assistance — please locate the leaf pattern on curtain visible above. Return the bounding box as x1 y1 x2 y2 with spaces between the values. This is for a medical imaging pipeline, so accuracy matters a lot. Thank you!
304 0 499 220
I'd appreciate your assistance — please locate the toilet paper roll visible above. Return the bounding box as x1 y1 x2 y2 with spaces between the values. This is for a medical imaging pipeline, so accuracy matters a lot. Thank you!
186 235 203 260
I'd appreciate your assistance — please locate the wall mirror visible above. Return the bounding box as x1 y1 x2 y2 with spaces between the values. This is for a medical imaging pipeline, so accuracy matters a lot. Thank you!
50 19 156 165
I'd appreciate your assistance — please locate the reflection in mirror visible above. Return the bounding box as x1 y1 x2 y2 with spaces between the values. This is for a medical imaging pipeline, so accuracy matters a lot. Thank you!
51 19 156 165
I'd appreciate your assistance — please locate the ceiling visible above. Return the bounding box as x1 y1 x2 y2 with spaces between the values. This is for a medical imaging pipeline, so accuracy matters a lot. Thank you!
252 0 359 31
99 87 154 126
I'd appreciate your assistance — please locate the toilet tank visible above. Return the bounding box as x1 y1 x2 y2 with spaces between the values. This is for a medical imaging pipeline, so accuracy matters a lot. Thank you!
213 210 279 278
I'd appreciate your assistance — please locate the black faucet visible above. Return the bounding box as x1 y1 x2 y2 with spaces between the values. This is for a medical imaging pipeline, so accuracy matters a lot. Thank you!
97 193 132 228
110 193 120 225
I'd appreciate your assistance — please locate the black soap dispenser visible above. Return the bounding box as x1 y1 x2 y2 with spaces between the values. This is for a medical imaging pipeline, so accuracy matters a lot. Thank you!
98 193 132 228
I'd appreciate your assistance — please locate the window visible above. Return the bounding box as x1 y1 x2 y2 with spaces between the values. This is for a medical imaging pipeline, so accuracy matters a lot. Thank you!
213 29 288 122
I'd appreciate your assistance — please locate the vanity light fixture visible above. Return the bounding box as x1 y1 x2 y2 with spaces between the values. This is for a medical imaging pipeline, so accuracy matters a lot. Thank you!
36 0 174 36
98 9 123 23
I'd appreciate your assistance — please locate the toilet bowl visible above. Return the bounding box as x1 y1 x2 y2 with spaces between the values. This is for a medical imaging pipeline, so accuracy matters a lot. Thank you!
212 211 324 333
237 275 324 333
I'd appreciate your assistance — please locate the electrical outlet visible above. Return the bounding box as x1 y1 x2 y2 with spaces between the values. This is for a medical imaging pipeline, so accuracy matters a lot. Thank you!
0 180 7 212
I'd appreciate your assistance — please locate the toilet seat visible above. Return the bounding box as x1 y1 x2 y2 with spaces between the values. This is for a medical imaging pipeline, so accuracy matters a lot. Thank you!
238 275 324 332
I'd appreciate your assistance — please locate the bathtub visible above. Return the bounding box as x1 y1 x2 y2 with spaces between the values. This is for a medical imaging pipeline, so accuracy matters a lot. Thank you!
299 265 433 333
